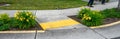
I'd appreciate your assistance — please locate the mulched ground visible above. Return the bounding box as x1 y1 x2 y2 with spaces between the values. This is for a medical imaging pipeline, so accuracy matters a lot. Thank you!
68 15 120 25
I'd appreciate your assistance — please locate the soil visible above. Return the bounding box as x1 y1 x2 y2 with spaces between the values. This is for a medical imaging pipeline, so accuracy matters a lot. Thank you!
68 15 120 25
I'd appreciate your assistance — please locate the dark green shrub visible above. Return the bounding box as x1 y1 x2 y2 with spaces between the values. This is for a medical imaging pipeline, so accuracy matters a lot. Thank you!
0 13 10 23
0 24 10 31
77 8 104 27
101 8 120 18
14 11 36 29
77 8 91 18
0 13 10 31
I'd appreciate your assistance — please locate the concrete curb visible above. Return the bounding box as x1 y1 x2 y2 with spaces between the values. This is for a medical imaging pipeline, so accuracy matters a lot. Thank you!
90 20 120 29
0 30 45 33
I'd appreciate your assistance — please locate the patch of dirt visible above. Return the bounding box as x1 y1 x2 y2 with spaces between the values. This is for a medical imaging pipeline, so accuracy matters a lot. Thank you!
68 15 120 25
103 18 120 24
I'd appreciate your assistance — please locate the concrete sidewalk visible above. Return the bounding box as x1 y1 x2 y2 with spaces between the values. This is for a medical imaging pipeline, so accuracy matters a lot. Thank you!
0 1 120 39
36 2 118 30
1 24 120 39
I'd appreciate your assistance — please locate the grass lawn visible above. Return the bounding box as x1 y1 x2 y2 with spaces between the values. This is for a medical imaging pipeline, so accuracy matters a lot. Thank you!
0 0 87 10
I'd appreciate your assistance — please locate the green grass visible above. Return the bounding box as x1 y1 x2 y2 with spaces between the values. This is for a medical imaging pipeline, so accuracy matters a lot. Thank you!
101 8 120 18
0 0 87 10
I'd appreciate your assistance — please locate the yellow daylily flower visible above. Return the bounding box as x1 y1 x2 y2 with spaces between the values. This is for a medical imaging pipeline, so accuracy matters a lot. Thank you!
26 13 29 16
32 16 35 19
85 17 88 20
14 13 19 17
23 18 25 20
26 19 29 22
82 16 86 20
14 14 17 17
28 12 32 15
30 15 33 18
88 17 91 20
83 14 86 17
20 18 23 21
15 16 19 19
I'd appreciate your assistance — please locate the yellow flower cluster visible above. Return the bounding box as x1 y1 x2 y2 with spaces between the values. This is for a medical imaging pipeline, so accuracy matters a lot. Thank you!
26 19 29 22
14 12 19 20
14 13 18 17
14 11 36 22
14 12 35 22
30 15 35 19
26 12 32 15
82 14 91 20
27 12 36 19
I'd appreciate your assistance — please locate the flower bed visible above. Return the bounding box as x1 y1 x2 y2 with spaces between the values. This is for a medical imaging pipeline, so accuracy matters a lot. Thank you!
0 11 42 31
68 8 120 27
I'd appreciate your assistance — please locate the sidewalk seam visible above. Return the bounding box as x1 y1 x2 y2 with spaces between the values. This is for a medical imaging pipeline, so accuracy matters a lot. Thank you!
88 27 108 39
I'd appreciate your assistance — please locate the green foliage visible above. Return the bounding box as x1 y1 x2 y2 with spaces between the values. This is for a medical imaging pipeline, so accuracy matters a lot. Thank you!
101 8 120 18
0 13 10 23
0 14 10 31
77 8 91 18
0 0 87 10
77 8 104 27
14 11 36 29
0 24 10 31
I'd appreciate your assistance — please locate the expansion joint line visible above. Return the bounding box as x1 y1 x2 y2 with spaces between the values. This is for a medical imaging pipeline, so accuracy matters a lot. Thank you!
88 27 108 39
34 10 38 39
34 28 37 39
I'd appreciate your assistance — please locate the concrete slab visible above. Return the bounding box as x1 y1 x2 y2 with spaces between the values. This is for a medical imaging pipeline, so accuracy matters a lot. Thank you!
61 8 80 16
35 2 118 17
0 33 36 39
91 2 118 10
36 15 70 23
93 24 120 39
14 33 35 39
0 10 37 17
60 2 118 16
0 34 16 39
36 26 105 39
111 37 120 39
36 10 61 17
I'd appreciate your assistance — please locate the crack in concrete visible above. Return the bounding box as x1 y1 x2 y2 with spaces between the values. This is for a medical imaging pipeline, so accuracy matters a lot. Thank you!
88 27 108 39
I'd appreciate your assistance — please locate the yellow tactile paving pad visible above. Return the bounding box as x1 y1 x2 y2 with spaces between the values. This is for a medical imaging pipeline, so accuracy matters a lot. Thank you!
40 19 80 30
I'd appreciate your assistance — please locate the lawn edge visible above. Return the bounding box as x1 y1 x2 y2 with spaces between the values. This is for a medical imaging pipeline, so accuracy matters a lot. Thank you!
90 20 120 29
0 30 45 33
